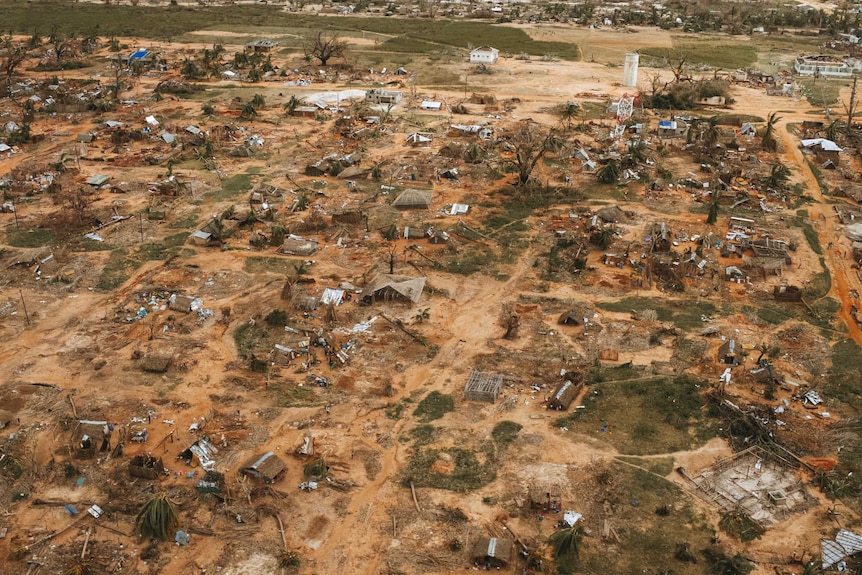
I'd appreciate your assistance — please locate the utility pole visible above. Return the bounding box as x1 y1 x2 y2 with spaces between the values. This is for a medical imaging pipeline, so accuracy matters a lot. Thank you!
12 198 19 230
18 288 30 326
846 74 858 139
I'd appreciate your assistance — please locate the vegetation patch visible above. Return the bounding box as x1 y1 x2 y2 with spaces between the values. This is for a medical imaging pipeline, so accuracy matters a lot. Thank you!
402 444 496 492
410 424 438 446
575 464 715 575
596 297 717 331
641 41 756 70
556 376 716 455
245 256 304 275
413 391 455 422
616 456 675 477
491 421 522 448
6 228 53 248
210 173 254 201
96 233 187 290
718 511 764 542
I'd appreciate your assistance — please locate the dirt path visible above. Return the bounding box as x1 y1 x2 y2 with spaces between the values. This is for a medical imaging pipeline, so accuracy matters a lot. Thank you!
731 86 862 346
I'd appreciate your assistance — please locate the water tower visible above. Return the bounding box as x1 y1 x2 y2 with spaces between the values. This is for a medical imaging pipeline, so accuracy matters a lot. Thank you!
623 53 639 87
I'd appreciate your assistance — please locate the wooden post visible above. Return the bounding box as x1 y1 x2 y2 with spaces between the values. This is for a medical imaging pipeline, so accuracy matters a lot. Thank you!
410 482 421 512
139 212 144 243
18 288 30 326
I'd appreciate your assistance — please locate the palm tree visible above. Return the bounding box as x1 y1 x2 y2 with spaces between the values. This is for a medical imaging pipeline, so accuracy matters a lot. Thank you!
241 102 257 120
707 197 720 224
826 119 841 141
283 95 304 116
136 492 179 540
558 101 580 131
597 158 621 184
702 117 721 148
763 162 791 189
761 112 781 152
624 140 648 168
548 525 585 560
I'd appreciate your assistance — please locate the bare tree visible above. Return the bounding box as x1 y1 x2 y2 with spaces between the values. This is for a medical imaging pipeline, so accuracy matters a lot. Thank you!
1 35 28 93
505 121 555 187
48 27 74 65
303 31 348 66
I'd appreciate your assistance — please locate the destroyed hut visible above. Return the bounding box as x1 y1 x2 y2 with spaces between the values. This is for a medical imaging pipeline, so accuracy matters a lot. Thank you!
464 369 503 403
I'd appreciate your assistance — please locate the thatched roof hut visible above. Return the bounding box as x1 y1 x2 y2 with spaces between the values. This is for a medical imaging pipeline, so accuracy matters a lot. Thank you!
392 189 432 210
141 353 172 373
360 274 425 304
129 454 164 480
240 451 286 483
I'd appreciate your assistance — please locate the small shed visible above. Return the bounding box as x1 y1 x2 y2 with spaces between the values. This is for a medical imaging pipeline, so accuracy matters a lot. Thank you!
168 294 200 313
178 436 218 470
773 285 803 302
548 379 584 411
392 189 433 210
470 536 513 569
74 420 111 456
718 340 739 366
464 369 503 403
528 483 562 511
129 454 164 480
189 230 214 246
141 353 172 373
469 46 499 64
240 452 286 483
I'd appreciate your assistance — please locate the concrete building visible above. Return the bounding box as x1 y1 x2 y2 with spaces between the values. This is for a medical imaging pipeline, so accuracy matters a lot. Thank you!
794 55 859 78
469 46 499 64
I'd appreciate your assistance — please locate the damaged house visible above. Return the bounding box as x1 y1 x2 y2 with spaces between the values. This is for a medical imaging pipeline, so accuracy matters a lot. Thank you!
359 274 426 305
177 436 218 471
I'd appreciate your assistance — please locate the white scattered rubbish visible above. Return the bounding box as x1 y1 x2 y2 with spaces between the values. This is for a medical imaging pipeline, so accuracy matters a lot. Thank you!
341 316 378 334
821 412 831 419
188 422 199 432
299 481 318 491
87 504 104 518
162 419 174 425
84 232 104 242
145 115 159 126
450 203 469 215
562 511 582 527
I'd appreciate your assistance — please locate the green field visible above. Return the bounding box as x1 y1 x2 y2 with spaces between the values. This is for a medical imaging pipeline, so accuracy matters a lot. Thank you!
0 3 579 60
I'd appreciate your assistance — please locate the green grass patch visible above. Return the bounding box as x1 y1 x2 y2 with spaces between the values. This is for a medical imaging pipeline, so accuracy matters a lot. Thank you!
267 382 320 408
167 209 201 230
95 232 187 290
6 228 53 248
555 376 716 455
410 424 438 446
245 256 303 275
596 297 717 331
232 320 284 358
210 173 253 202
616 456 675 477
491 421 522 448
641 39 756 69
413 391 455 422
0 4 578 59
719 511 764 542
386 400 406 420
797 76 843 107
712 113 764 125
402 444 497 492
575 463 715 575
740 304 790 326
806 160 829 195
